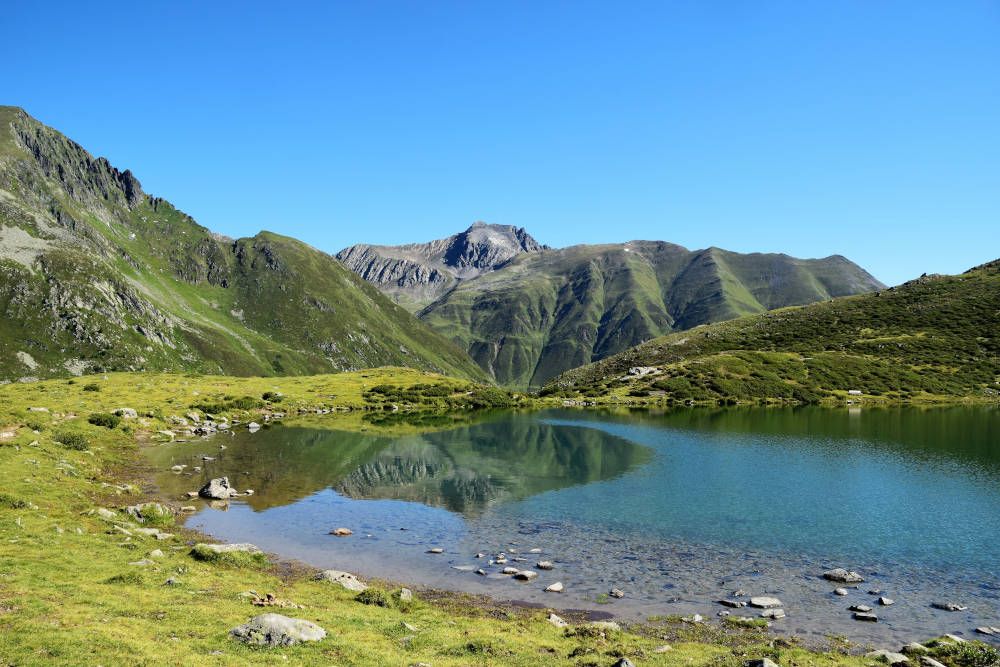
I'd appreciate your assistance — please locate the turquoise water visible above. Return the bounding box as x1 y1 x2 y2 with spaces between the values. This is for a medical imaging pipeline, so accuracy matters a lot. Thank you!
150 407 1000 643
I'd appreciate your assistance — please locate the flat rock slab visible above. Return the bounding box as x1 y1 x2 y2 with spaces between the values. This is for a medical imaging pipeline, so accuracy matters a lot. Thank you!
853 612 878 622
931 602 968 611
314 570 367 592
749 596 783 609
230 613 326 647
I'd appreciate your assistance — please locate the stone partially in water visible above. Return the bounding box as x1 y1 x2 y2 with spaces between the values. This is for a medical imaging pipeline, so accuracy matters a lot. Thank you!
719 599 746 608
834 588 849 596
501 566 519 575
878 596 894 606
823 568 864 583
931 602 968 611
536 560 554 570
749 596 782 609
229 613 326 646
199 477 236 500
849 604 873 613
513 570 538 581
426 547 444 554
545 582 563 592
760 608 786 619
329 528 353 536
609 588 625 599
853 612 878 622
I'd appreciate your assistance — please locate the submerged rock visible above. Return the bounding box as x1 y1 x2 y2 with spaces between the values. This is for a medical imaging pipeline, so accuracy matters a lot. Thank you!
229 613 326 646
931 602 968 612
513 570 538 581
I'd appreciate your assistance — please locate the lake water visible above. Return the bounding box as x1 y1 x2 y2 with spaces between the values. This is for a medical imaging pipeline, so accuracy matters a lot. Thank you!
148 407 1000 647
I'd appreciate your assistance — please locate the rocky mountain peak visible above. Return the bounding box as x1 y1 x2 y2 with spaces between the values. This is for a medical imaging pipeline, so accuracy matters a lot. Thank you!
444 222 547 274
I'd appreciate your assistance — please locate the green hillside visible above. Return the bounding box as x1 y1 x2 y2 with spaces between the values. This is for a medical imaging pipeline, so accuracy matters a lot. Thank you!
0 107 485 382
418 241 883 389
542 261 1000 404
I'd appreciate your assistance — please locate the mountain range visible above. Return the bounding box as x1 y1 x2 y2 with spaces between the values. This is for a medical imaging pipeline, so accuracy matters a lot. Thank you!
545 259 1000 403
0 106 885 388
340 228 884 387
0 107 485 382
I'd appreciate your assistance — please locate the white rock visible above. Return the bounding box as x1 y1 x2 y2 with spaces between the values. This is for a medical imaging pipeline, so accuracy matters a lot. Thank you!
229 613 326 646
749 596 783 609
545 582 564 593
314 570 367 592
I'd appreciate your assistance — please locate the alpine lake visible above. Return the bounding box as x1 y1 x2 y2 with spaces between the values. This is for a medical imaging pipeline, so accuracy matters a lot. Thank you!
147 406 1000 647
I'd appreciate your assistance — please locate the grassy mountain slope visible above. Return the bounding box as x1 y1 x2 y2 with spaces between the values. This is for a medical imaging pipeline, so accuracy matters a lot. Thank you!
543 261 1000 404
418 241 883 388
0 106 485 382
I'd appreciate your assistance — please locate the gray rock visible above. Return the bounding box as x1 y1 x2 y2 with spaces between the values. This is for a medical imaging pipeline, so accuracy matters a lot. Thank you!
976 627 1000 635
878 597 895 606
749 596 782 609
901 643 930 655
95 508 117 520
588 620 621 632
397 588 413 602
719 599 747 608
612 659 635 667
823 568 864 583
194 542 261 555
229 613 326 646
746 660 780 667
199 477 236 500
609 588 625 598
513 570 538 581
920 659 947 667
866 650 909 665
314 570 367 592
834 588 849 596
547 613 568 628
536 560 554 570
545 582 563 592
426 547 444 554
501 566 519 575
853 612 878 622
850 604 873 612
931 602 968 612
760 608 786 619
113 407 138 418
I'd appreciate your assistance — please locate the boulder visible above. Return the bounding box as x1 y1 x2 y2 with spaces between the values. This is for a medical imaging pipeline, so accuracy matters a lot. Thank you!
878 597 894 606
199 477 236 500
513 570 538 581
931 602 968 612
850 604 873 612
760 609 786 619
113 407 138 418
329 528 353 536
853 612 878 622
902 643 930 655
719 599 747 608
545 582 564 593
396 588 413 602
609 588 625 599
536 560 554 570
746 660 780 667
501 566 519 575
823 568 864 583
229 613 326 646
314 570 367 592
834 588 849 596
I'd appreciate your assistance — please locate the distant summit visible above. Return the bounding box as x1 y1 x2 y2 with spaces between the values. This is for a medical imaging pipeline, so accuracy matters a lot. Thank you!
336 222 547 309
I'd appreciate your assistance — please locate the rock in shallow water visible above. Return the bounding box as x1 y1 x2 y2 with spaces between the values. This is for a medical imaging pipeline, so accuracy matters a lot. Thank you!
545 582 563 593
823 568 864 583
749 596 782 609
199 477 236 500
229 613 326 646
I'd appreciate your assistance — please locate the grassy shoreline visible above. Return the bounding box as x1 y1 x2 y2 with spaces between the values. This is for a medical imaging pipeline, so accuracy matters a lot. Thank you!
1 371 995 665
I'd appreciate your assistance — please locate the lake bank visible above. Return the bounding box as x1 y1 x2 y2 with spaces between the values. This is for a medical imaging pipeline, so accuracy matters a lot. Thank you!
1 372 997 665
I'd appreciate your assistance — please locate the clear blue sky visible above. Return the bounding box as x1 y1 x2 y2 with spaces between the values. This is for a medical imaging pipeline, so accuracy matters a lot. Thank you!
5 1 999 285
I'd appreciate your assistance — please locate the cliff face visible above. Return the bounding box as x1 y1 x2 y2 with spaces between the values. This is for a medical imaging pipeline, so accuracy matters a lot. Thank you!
0 107 486 382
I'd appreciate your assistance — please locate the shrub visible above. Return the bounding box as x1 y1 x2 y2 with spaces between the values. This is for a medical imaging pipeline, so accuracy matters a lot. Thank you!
55 432 89 450
354 588 391 607
189 545 268 569
88 413 121 429
83 383 101 392
261 391 284 403
105 571 145 585
0 493 30 509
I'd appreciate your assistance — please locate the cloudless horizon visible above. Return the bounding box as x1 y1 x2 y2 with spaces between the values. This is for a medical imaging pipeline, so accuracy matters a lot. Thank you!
5 1 999 286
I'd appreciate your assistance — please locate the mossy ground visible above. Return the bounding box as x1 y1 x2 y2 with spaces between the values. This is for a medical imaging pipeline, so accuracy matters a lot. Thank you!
0 370 993 665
